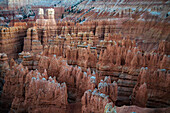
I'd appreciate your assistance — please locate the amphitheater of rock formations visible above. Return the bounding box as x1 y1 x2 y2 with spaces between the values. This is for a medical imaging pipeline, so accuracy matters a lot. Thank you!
0 0 170 113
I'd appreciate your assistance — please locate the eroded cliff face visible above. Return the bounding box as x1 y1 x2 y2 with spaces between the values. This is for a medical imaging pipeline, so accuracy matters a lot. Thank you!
81 76 118 113
1 63 28 112
1 59 68 113
0 53 10 113
37 55 98 101
82 89 111 113
23 27 43 54
17 38 170 109
11 71 67 113
0 1 170 112
105 104 170 113
0 37 170 112
0 53 9 93
0 27 27 59
66 46 98 69
132 68 170 108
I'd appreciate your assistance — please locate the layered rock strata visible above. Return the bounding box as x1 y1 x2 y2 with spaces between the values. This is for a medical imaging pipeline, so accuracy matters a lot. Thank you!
132 68 170 108
0 27 27 58
23 27 43 53
18 52 40 70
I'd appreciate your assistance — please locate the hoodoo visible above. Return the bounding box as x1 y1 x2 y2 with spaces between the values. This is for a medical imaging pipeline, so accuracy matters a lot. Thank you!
0 0 169 113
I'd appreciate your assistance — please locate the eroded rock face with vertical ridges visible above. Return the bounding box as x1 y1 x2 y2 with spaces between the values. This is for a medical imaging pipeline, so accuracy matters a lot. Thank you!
0 53 9 90
132 68 170 108
104 104 170 113
22 73 67 113
0 1 170 112
81 89 111 113
0 27 27 59
1 63 28 113
81 76 118 113
23 27 43 54
1 58 68 113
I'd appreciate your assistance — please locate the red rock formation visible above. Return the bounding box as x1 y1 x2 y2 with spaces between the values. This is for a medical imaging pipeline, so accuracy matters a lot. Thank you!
38 55 97 96
0 63 28 112
77 46 97 69
23 27 43 53
81 89 111 113
160 55 170 70
132 67 170 108
98 76 118 103
158 40 170 55
22 75 67 113
18 34 170 108
65 46 78 65
18 52 40 70
81 77 118 113
0 27 27 58
96 42 170 106
97 41 169 74
132 83 148 107
1 2 170 113
104 104 170 113
0 54 15 112
0 53 9 80
58 63 97 96
65 46 98 69
0 54 69 112
74 67 97 93
0 53 9 96
38 56 50 73
2 64 28 100
1 63 67 113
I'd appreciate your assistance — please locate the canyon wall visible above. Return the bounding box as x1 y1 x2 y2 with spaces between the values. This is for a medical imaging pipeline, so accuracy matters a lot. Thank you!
0 2 169 113
132 68 170 108
0 26 27 59
0 41 170 113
